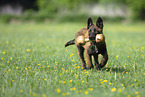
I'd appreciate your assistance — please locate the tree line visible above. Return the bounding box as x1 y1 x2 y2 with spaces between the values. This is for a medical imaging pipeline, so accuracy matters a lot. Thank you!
0 0 145 20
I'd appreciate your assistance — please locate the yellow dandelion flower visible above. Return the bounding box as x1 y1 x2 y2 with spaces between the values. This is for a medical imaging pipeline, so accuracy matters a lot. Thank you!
88 88 93 91
71 59 75 62
12 80 14 82
116 55 119 59
127 95 131 97
72 87 76 90
19 90 23 93
136 95 140 97
47 66 49 68
25 68 28 70
111 88 116 92
38 64 40 66
118 88 122 93
69 80 72 82
1 58 3 60
100 79 102 81
109 83 112 85
10 57 13 60
77 66 80 68
70 88 73 91
131 84 134 86
70 87 76 91
26 49 31 52
44 79 47 81
56 88 61 93
42 94 46 97
103 80 108 83
124 92 127 94
70 54 74 57
29 90 32 95
63 81 66 84
136 91 139 94
84 90 89 94
82 80 84 83
33 93 37 96
16 67 19 69
66 92 69 95
3 51 5 54
7 61 9 63
141 47 144 49
134 79 137 81
5 41 9 44
62 93 66 96
101 82 103 84
19 95 22 97
22 79 24 80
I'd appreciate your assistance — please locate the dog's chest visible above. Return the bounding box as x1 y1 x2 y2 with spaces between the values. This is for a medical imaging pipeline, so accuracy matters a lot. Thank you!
84 42 98 55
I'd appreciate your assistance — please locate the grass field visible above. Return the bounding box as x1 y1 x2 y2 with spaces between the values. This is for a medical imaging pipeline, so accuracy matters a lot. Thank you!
0 21 145 97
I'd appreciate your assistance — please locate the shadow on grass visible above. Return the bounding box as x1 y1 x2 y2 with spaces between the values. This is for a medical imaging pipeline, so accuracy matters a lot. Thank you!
101 67 129 73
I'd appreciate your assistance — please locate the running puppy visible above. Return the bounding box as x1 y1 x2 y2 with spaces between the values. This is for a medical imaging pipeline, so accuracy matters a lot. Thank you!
65 17 108 70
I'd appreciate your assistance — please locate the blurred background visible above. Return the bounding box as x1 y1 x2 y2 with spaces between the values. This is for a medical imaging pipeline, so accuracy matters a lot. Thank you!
0 0 145 23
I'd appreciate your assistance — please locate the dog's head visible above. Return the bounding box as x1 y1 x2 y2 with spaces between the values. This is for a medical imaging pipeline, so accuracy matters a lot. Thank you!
87 17 103 41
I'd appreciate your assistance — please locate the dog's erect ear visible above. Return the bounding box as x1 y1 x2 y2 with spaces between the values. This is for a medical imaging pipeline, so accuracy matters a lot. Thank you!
96 17 103 29
87 17 93 29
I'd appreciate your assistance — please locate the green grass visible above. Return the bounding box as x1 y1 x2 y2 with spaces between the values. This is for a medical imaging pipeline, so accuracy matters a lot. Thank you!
0 22 145 97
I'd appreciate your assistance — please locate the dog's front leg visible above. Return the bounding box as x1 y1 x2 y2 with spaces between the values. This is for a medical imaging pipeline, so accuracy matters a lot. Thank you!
77 45 87 69
100 51 108 68
93 54 101 70
85 51 94 69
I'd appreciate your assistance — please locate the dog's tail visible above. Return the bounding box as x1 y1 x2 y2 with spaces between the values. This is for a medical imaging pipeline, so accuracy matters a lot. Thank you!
65 39 75 47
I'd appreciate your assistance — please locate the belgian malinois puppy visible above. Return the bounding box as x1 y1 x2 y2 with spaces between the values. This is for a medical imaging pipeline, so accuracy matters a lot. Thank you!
65 17 108 70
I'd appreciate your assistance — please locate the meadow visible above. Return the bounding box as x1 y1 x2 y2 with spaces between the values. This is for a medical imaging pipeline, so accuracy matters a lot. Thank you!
0 21 145 97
